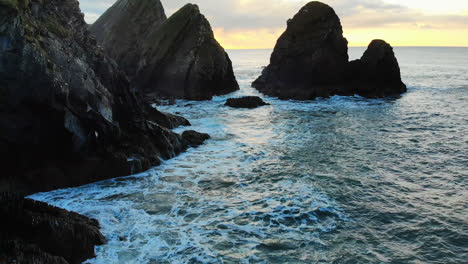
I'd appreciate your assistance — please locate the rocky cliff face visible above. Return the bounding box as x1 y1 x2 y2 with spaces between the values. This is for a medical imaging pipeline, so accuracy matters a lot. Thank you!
89 0 167 78
252 1 349 100
0 0 207 195
344 40 407 97
0 193 105 264
253 1 406 100
91 2 239 101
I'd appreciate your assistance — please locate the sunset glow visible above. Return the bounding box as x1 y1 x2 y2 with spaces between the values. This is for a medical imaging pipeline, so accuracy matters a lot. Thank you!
80 0 468 48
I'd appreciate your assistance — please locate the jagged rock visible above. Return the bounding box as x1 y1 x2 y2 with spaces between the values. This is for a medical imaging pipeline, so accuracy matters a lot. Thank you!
182 130 211 148
0 193 105 264
225 96 270 109
0 0 208 195
253 1 406 100
89 0 167 77
344 39 407 97
252 1 348 100
91 2 239 101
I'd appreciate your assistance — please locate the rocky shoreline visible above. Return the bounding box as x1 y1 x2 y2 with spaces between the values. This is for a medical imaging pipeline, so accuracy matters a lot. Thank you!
0 0 408 262
0 193 105 264
0 0 211 262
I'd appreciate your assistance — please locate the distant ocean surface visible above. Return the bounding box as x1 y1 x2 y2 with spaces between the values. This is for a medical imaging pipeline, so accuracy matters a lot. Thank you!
30 47 468 263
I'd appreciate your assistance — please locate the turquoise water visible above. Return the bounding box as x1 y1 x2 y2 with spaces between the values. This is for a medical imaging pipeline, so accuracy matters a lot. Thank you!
30 48 468 263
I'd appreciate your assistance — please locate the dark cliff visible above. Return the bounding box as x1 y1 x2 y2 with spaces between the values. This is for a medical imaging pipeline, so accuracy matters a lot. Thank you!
0 0 207 195
0 194 105 264
91 2 239 101
344 39 407 97
252 1 349 100
89 0 167 78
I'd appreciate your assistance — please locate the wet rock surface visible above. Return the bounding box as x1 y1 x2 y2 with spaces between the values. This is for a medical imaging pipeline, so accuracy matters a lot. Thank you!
0 193 105 264
225 96 270 108
91 2 239 101
182 130 211 148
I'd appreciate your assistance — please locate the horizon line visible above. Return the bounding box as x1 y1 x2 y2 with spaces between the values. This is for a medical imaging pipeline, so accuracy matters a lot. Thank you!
226 46 468 50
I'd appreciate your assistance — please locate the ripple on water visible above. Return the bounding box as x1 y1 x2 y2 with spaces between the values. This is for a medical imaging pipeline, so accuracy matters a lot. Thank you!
30 48 468 263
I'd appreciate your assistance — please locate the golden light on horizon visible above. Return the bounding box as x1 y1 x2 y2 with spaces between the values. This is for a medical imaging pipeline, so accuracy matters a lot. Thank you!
214 26 468 49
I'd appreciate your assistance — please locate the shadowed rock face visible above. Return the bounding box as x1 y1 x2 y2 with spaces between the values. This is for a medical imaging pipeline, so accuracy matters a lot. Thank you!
253 1 349 100
253 1 406 100
137 4 239 101
225 96 270 109
89 0 167 77
344 40 407 97
91 2 239 101
0 194 105 264
0 0 208 195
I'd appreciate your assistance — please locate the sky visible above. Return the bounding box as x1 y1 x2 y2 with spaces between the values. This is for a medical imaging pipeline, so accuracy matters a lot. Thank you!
78 0 468 49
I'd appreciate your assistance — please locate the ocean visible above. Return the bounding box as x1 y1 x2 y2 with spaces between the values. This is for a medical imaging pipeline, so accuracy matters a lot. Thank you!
29 47 468 263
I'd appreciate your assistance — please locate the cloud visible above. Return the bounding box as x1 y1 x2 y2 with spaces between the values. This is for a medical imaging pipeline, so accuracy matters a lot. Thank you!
77 0 468 46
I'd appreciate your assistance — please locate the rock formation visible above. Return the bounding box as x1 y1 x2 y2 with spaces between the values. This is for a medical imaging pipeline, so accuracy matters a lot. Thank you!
91 2 239 101
252 1 349 100
0 0 208 195
0 193 105 264
253 1 406 100
344 40 407 97
89 0 167 77
225 96 270 109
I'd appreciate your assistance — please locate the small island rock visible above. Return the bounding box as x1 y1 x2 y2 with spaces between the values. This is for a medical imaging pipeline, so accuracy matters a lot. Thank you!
225 96 270 108
252 1 407 100
252 1 349 100
344 39 407 97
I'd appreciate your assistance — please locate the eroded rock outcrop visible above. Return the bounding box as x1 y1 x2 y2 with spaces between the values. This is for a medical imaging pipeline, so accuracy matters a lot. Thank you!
225 96 270 109
252 1 349 100
253 1 406 100
344 39 407 97
0 193 105 264
89 0 167 77
0 0 207 195
91 2 239 101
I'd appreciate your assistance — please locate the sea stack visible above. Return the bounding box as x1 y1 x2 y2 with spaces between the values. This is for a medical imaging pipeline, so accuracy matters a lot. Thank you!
252 1 349 100
344 40 407 97
89 0 167 78
253 1 406 99
0 0 207 195
91 2 239 101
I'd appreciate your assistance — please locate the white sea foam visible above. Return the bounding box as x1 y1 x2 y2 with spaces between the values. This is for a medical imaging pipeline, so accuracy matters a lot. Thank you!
29 48 468 263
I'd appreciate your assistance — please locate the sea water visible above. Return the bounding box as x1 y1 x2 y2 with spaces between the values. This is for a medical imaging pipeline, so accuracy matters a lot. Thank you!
30 48 468 263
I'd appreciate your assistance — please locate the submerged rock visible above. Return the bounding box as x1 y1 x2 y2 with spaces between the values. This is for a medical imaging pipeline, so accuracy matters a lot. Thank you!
344 39 407 97
225 96 270 109
0 193 105 264
91 2 239 101
252 1 349 100
182 130 211 148
252 1 406 100
0 0 207 194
